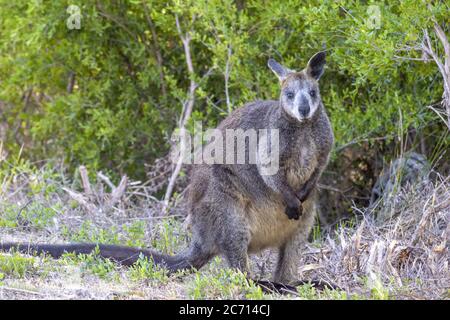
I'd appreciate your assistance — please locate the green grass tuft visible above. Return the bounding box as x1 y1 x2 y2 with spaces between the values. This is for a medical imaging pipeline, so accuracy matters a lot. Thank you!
127 254 169 283
188 267 265 300
0 252 37 278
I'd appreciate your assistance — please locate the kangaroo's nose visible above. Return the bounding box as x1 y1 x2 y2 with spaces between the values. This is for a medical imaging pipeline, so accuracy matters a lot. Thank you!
299 105 310 117
298 95 310 117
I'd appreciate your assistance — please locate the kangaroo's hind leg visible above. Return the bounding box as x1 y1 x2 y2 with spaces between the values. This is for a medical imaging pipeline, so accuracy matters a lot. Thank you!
189 192 251 275
213 200 298 295
214 202 252 275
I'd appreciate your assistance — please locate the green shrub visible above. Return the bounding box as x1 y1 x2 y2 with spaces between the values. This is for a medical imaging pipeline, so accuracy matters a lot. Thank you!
0 1 447 180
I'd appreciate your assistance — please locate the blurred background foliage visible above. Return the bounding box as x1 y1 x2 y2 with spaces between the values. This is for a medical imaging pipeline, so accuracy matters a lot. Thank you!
0 1 448 212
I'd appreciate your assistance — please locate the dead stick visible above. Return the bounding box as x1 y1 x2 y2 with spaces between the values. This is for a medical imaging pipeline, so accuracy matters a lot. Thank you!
109 175 128 208
79 166 92 197
97 171 116 190
62 187 97 214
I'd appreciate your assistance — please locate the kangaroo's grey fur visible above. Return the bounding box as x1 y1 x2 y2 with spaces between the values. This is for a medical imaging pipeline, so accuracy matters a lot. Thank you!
0 51 333 286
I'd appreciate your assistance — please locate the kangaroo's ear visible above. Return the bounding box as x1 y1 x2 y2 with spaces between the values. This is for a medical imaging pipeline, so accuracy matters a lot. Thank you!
306 51 326 80
268 58 292 82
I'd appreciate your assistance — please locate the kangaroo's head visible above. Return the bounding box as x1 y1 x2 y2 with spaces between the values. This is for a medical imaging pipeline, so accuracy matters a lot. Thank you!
268 51 326 122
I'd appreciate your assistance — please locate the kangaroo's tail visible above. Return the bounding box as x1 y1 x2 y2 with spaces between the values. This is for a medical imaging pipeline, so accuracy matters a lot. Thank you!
0 242 212 273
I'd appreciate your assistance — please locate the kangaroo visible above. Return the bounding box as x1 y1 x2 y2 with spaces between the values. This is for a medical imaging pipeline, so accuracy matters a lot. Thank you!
0 51 333 290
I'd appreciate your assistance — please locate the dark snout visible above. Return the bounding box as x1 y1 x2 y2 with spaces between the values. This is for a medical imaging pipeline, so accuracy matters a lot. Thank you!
298 95 310 118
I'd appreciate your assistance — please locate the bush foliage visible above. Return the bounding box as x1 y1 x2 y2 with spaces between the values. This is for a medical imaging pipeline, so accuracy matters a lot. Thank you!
0 1 448 179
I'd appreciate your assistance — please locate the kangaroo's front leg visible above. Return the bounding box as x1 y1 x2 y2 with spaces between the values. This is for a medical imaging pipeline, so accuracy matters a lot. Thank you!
263 169 302 220
296 168 320 202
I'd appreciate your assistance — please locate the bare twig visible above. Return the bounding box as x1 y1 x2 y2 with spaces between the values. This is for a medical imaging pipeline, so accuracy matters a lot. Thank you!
15 199 33 222
224 44 233 113
62 187 97 214
67 71 76 93
163 14 202 212
108 175 128 208
97 171 116 190
433 22 450 78
0 287 44 296
79 166 92 197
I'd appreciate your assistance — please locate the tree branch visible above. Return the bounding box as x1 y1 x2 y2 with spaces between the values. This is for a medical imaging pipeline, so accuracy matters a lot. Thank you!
224 44 232 113
163 14 199 212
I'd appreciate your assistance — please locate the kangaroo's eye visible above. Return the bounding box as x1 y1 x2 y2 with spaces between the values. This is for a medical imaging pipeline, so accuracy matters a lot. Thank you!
309 89 316 98
286 92 295 100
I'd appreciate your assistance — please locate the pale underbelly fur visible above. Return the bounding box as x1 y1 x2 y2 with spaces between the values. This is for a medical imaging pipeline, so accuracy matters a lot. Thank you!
246 199 314 252
246 142 318 251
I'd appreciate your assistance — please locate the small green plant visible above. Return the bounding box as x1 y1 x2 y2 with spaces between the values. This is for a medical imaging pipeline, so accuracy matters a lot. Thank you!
0 252 36 278
0 217 17 228
336 217 357 231
60 247 117 280
124 220 146 248
296 283 319 299
27 167 61 198
361 274 390 300
321 287 348 300
17 202 58 229
188 268 264 300
151 218 186 255
296 283 349 300
312 223 322 242
371 285 390 300
128 254 169 283
64 221 120 244
0 203 24 228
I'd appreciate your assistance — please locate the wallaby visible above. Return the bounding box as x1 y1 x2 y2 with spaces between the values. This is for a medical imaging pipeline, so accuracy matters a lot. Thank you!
0 51 333 290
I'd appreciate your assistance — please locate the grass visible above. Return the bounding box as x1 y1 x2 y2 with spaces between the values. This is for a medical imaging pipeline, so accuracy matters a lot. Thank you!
151 218 187 255
62 221 121 245
0 160 448 299
128 255 169 283
188 267 265 300
59 248 119 280
0 252 37 278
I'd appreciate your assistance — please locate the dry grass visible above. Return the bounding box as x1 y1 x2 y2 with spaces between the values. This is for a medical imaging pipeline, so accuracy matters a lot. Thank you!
0 162 448 300
298 174 450 299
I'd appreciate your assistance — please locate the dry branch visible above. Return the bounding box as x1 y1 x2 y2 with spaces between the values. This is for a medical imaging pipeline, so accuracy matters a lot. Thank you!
78 166 93 197
224 44 233 113
67 72 76 94
163 14 200 212
97 171 116 190
62 187 97 214
108 175 128 208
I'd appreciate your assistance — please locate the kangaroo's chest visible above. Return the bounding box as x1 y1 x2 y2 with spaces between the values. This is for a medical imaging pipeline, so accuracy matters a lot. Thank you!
285 141 318 190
